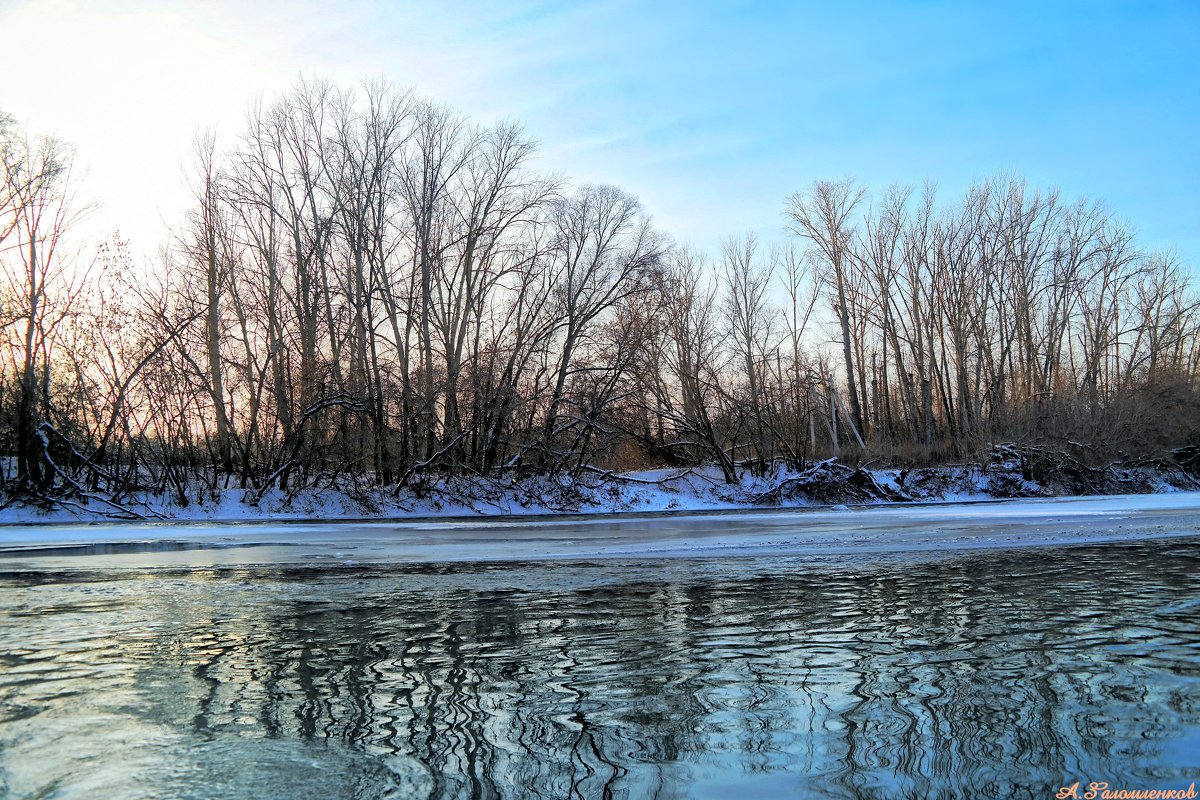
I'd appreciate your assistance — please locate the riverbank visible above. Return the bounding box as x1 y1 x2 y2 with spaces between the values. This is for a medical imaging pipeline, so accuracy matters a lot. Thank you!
2 448 1198 524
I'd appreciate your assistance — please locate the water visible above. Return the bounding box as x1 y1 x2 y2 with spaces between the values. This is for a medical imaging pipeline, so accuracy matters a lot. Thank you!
1 531 1199 798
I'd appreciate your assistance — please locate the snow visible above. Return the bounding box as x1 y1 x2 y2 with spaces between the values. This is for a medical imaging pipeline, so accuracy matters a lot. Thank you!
0 460 1195 566
0 464 1018 524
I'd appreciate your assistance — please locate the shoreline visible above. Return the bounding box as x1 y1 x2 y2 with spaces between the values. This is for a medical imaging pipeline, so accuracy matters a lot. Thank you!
2 454 1198 526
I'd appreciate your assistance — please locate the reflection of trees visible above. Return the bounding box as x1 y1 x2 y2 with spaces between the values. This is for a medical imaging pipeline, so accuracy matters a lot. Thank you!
151 543 1200 799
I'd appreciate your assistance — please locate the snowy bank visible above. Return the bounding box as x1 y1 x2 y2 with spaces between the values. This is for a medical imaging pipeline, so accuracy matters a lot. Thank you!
1 449 1198 524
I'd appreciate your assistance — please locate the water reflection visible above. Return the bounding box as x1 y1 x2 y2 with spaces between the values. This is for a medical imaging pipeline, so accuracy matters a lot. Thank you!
1 540 1199 799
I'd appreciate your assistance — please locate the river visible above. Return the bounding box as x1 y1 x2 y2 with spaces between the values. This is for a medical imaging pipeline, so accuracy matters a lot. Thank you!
1 500 1199 798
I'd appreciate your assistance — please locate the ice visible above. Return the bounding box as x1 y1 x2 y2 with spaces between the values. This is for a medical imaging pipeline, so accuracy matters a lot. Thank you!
1 492 1197 567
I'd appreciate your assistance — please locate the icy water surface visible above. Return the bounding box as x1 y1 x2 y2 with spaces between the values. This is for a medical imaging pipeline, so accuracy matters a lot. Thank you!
1 534 1199 799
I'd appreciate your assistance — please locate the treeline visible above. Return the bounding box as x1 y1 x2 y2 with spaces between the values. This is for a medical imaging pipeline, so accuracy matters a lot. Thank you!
2 79 1198 505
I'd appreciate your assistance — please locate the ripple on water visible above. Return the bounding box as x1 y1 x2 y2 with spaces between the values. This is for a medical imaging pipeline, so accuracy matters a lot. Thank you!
0 537 1198 799
0 719 428 799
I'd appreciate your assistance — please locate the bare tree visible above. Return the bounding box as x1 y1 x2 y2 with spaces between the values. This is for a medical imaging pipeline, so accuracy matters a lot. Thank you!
0 120 89 488
539 184 664 467
647 248 737 482
721 233 776 470
786 179 868 440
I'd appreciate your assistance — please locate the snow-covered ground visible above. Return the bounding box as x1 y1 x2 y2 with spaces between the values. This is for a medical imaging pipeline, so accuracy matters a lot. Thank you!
2 492 1198 568
2 458 1194 524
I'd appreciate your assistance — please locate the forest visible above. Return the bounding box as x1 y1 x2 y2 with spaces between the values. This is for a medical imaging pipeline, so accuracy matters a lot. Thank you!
2 78 1198 510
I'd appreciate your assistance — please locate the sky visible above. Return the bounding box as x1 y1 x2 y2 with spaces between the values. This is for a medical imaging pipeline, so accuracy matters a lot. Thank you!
0 0 1197 266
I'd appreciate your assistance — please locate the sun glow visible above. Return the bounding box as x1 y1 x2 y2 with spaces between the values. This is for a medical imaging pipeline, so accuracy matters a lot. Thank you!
0 1 301 254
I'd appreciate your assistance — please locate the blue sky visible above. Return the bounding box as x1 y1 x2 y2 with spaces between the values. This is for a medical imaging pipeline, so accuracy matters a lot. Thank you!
1 0 1196 265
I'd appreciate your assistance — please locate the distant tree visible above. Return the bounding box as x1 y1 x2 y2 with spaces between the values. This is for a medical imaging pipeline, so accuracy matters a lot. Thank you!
0 116 89 489
786 179 868 440
720 233 776 471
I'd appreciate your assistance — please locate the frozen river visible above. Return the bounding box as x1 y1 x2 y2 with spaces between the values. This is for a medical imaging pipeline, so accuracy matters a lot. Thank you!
1 495 1199 798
